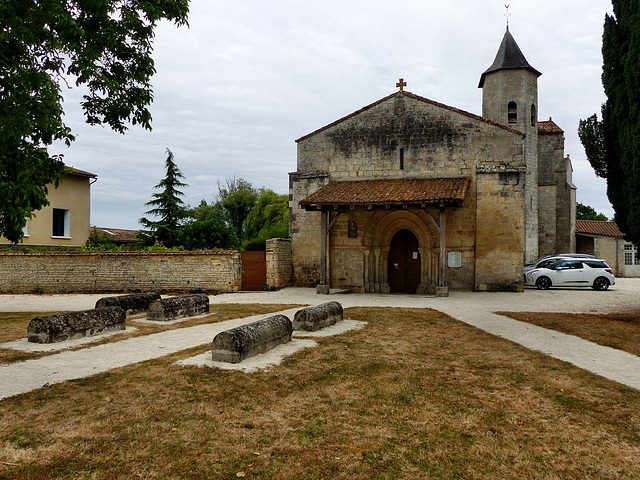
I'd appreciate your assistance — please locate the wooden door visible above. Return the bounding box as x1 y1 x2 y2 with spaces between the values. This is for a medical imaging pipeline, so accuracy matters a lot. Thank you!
388 229 421 293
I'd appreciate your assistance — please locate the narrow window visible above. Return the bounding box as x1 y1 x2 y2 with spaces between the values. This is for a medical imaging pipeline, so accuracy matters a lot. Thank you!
22 219 29 237
530 104 537 126
52 208 70 237
399 148 404 170
508 102 517 124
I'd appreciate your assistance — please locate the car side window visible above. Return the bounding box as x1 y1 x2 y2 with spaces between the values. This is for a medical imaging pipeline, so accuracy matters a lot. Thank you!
568 261 582 269
538 259 555 268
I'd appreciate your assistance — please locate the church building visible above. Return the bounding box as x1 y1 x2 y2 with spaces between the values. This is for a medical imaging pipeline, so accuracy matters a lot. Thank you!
289 28 576 294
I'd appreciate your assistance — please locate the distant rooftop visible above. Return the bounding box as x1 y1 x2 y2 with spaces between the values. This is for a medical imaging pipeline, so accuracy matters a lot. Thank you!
576 220 625 238
64 166 97 178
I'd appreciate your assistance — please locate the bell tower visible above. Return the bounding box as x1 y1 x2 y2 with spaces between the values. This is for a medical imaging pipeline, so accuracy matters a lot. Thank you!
479 27 542 263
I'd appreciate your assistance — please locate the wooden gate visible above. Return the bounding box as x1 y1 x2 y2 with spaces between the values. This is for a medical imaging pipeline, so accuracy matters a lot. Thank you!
241 251 266 291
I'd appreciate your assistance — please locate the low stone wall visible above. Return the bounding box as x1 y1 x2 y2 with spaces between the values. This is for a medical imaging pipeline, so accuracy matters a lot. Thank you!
292 301 343 331
147 294 209 321
28 307 125 343
266 238 292 289
0 251 241 294
211 314 292 363
95 292 161 315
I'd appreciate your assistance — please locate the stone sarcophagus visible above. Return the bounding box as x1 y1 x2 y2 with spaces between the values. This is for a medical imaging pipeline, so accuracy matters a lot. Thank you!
292 301 343 331
95 292 161 315
27 307 126 344
147 294 209 321
211 314 293 363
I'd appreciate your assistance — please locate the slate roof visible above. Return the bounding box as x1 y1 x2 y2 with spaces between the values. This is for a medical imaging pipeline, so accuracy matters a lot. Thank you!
295 90 525 143
576 220 625 238
478 27 542 88
538 119 563 134
64 166 97 178
299 177 471 209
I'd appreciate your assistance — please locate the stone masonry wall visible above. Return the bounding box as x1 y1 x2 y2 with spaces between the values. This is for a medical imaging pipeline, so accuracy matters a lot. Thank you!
266 238 293 289
0 251 241 294
475 170 525 291
291 93 526 290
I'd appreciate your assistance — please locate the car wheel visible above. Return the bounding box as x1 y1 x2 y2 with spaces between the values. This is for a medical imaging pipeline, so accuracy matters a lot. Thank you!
535 276 552 290
593 277 610 291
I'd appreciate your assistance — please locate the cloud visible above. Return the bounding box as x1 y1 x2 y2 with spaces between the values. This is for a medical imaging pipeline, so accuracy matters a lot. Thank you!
52 0 614 229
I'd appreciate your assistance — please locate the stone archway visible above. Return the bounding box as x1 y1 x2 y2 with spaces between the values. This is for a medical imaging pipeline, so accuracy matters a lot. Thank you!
362 210 439 293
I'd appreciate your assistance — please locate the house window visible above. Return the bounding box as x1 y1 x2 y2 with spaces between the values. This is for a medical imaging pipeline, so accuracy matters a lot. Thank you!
624 243 639 266
530 104 536 126
399 148 404 170
22 219 29 237
52 208 70 238
508 102 517 124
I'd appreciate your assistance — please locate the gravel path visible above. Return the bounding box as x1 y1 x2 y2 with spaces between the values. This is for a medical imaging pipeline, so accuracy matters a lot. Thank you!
1 279 639 400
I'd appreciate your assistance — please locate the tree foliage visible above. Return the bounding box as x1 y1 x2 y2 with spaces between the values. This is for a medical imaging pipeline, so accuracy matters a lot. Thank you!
180 200 238 250
244 189 289 240
0 0 189 243
217 177 258 241
139 149 187 247
576 203 608 221
578 0 640 244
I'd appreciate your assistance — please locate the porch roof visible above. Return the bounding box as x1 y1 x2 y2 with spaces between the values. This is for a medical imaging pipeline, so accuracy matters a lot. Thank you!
299 177 470 210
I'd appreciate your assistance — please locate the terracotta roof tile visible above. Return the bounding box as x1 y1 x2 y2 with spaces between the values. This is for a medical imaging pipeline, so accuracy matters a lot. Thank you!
576 220 624 238
64 166 97 178
296 91 525 143
299 177 471 208
538 119 563 134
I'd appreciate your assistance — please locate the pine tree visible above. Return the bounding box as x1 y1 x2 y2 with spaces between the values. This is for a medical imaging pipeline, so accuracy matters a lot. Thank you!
578 0 640 244
139 149 187 247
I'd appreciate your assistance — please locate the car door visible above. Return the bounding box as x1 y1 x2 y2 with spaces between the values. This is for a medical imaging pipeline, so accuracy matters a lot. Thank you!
553 260 585 286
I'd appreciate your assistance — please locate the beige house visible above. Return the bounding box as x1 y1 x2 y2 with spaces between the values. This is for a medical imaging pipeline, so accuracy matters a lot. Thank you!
289 27 575 294
576 220 640 277
1 166 97 248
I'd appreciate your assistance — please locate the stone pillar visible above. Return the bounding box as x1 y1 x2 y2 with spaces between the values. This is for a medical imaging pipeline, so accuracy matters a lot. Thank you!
317 210 330 295
437 208 449 297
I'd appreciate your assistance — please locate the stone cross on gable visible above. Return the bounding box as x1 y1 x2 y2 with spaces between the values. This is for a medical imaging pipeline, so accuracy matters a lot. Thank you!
396 78 407 92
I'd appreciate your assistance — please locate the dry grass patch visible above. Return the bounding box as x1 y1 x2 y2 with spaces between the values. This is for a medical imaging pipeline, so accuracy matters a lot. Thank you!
0 304 302 365
499 309 640 356
1 307 640 479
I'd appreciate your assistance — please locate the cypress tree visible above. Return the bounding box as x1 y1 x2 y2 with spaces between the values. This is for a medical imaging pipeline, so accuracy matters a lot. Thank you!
578 0 640 244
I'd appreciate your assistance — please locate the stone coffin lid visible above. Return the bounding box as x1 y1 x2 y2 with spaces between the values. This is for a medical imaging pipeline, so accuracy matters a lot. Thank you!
299 177 471 210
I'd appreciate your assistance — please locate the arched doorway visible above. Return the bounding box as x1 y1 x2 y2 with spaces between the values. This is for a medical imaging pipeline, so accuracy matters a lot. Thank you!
388 229 421 293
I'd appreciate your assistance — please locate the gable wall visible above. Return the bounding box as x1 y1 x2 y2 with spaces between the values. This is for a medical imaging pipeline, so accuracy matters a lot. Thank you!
291 94 527 290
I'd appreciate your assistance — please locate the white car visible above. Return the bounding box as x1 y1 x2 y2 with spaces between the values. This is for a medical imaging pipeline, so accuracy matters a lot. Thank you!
523 254 596 275
525 259 615 290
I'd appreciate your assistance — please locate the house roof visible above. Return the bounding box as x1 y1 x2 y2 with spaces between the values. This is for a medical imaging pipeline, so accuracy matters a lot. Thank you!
299 177 471 209
64 166 97 178
91 227 139 243
538 118 563 134
295 90 525 143
576 220 625 238
478 27 542 88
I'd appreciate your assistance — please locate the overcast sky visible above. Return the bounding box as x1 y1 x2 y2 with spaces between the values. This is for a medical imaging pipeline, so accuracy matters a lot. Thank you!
52 0 614 230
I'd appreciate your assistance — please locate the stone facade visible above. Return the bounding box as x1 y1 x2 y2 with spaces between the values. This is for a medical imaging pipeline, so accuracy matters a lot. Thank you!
0 251 241 294
289 27 576 293
265 238 293 289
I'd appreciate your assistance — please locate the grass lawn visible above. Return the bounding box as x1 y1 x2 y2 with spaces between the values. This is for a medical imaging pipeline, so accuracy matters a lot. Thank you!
0 304 302 364
1 306 640 479
500 309 640 357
